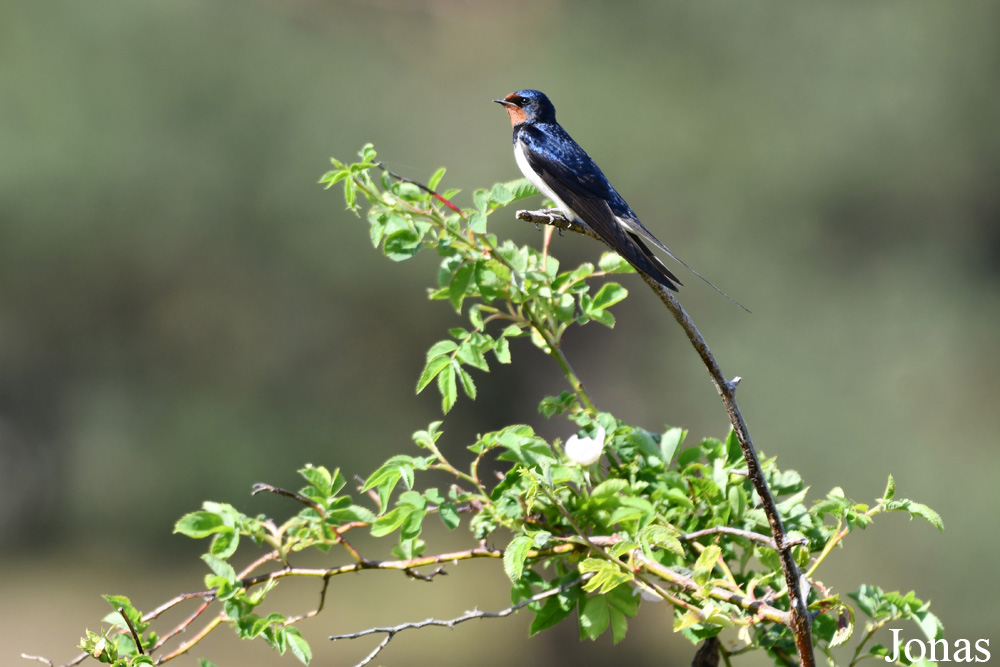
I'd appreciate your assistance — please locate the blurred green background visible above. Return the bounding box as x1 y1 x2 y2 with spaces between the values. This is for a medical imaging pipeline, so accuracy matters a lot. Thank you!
4 1 999 665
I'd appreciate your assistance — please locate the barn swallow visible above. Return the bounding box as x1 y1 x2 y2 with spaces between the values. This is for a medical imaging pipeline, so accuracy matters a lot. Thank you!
495 89 744 308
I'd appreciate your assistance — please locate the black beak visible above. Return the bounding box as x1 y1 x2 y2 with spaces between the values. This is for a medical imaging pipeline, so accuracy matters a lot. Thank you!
494 98 514 106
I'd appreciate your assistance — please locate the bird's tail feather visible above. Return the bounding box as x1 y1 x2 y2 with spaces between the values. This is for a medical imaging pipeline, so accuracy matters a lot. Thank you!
623 219 750 313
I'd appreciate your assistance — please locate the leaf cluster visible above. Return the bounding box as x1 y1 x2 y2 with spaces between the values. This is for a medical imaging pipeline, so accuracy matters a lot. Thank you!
64 146 944 667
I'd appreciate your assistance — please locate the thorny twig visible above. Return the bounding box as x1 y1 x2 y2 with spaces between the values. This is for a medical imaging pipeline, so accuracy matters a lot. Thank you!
516 207 816 667
329 574 591 667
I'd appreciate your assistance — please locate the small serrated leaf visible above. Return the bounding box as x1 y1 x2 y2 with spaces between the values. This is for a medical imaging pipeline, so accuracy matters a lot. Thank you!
883 474 896 501
591 282 628 310
493 336 511 364
448 263 475 312
579 595 610 641
456 365 477 400
660 427 687 464
692 545 722 587
503 534 534 582
417 356 451 394
174 512 227 539
428 167 446 190
505 178 539 202
591 478 629 499
285 627 312 665
437 363 458 413
598 252 634 273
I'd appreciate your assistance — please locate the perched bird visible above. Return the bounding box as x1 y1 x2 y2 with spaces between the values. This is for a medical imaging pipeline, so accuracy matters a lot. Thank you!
495 89 743 307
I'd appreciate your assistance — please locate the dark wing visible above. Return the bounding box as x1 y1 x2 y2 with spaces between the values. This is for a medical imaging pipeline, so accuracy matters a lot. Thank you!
518 123 682 291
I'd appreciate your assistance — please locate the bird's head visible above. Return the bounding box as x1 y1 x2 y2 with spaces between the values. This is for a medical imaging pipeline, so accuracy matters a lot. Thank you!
494 89 556 127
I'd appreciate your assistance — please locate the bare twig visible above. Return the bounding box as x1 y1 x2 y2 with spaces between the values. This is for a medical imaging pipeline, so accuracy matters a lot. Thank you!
117 607 144 655
680 526 807 551
403 565 447 581
19 656 52 666
148 600 212 653
155 614 226 663
285 575 333 625
251 483 326 516
633 550 789 625
516 208 815 667
330 574 590 667
375 161 464 215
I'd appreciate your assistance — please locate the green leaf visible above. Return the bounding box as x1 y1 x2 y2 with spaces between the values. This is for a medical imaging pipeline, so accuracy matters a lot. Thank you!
417 355 451 394
439 502 460 529
367 211 388 247
468 304 485 330
591 478 629 499
529 588 576 636
579 558 632 595
318 169 348 188
883 498 944 531
284 627 312 665
174 511 228 539
475 259 510 302
400 506 426 540
437 362 458 413
660 427 686 464
383 228 422 261
473 188 490 213
202 554 236 584
299 464 334 496
102 594 136 614
210 528 239 559
639 524 684 558
882 474 896 501
371 506 411 537
359 143 377 163
692 545 722 587
469 211 487 234
609 607 629 645
848 584 887 620
456 340 490 372
598 252 633 273
548 292 571 323
412 422 444 450
425 339 459 360
456 365 477 399
505 178 539 202
427 167 446 190
606 583 641 617
915 609 945 642
579 595 610 641
493 336 511 364
329 504 376 524
490 182 514 206
362 456 420 510
448 263 475 311
503 534 534 583
591 282 628 310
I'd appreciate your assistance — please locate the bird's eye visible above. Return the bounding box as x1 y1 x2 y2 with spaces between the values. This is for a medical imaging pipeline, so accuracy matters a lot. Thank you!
516 97 528 106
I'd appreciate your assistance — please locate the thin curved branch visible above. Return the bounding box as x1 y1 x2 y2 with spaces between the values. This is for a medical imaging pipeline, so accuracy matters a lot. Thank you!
329 574 590 667
516 208 815 667
680 525 807 551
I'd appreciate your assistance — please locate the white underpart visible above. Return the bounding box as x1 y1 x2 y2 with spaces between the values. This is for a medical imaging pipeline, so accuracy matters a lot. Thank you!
514 139 580 221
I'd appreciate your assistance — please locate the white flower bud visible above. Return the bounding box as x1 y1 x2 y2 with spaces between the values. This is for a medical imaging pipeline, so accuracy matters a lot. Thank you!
565 425 606 466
